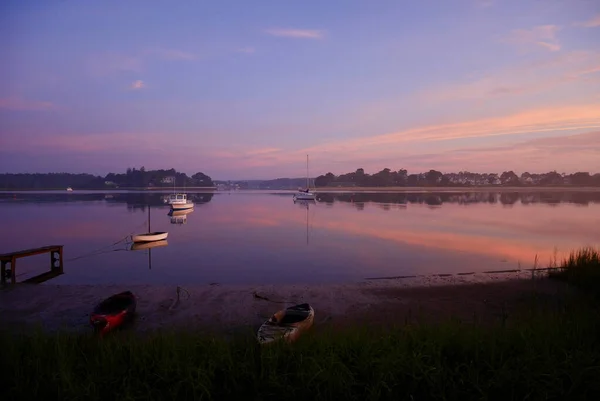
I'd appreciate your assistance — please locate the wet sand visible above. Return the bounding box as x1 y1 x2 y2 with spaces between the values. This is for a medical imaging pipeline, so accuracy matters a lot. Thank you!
0 270 569 334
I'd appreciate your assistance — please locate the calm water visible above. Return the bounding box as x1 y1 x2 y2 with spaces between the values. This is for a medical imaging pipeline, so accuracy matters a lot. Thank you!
1 190 599 285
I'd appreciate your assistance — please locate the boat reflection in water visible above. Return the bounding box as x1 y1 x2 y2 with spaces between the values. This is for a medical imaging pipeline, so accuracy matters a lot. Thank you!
293 198 316 245
130 240 168 270
130 239 169 252
168 208 194 225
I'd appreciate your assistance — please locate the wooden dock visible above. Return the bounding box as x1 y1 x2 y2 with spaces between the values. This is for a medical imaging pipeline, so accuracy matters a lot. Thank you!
0 245 64 285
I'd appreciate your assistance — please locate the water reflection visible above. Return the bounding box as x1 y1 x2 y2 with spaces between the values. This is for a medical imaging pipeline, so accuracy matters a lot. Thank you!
315 191 600 207
293 199 316 245
168 208 194 225
0 191 214 210
0 191 598 285
130 239 169 270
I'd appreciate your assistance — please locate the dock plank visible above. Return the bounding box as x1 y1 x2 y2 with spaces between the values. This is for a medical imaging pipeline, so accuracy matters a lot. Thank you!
0 245 63 260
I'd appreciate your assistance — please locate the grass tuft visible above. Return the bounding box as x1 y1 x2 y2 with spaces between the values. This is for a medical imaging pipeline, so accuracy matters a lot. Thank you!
548 247 600 297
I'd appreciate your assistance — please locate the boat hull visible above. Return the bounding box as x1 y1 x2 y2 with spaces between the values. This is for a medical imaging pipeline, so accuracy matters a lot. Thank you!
90 291 136 335
293 193 316 201
170 202 194 211
130 239 168 251
131 231 168 243
257 303 314 345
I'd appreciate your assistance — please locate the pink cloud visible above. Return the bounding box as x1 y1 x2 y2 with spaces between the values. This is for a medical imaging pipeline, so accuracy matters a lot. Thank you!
384 130 600 174
0 97 58 111
264 28 325 39
501 25 561 52
129 80 145 90
419 50 600 103
576 14 600 28
144 47 197 60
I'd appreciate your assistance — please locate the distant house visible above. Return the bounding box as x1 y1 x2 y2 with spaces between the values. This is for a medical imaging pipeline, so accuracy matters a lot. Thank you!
161 176 175 184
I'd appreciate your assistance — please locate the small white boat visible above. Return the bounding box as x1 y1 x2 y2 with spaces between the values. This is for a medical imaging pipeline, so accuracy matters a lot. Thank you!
292 155 316 201
66 187 73 192
293 189 316 201
131 206 168 243
167 193 195 211
131 232 168 243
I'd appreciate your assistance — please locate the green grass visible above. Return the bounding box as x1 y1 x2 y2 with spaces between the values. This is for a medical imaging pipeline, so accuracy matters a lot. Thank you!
2 298 600 401
3 247 600 400
549 247 600 297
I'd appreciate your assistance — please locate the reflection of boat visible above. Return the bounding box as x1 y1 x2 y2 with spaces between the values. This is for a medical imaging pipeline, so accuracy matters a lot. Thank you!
131 206 168 243
130 239 168 251
66 187 73 192
168 208 194 216
168 207 193 224
90 291 136 336
167 193 195 211
170 215 187 224
293 198 314 245
257 303 315 345
293 155 316 201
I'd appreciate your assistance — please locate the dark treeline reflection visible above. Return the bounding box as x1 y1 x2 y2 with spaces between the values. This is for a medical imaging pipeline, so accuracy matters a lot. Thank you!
0 192 214 210
315 191 600 207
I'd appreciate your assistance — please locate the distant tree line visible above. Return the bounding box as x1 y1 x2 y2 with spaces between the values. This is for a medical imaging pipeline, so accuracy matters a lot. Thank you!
314 168 600 187
0 167 214 189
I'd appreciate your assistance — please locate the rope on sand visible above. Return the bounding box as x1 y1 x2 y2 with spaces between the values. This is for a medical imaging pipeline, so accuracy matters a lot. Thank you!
168 286 190 311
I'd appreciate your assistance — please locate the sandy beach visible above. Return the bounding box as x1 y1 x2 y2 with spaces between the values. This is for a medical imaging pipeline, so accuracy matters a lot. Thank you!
0 269 567 334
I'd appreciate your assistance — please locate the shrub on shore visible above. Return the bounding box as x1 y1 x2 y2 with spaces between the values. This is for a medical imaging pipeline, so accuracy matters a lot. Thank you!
548 247 600 297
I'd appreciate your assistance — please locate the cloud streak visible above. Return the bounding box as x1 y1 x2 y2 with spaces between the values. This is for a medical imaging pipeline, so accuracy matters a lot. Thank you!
501 25 561 52
419 50 600 103
129 80 145 90
145 47 197 60
576 14 600 28
264 28 325 39
237 46 256 54
87 47 196 77
0 97 58 111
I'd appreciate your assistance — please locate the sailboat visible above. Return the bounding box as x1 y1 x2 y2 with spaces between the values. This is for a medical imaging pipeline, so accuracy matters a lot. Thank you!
131 205 169 243
293 155 316 201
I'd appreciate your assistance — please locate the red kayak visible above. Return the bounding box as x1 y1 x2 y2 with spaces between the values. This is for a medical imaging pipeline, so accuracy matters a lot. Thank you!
90 291 137 335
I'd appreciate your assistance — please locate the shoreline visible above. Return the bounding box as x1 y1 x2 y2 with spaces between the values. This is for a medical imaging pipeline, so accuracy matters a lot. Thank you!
2 186 600 193
0 270 561 334
313 186 600 193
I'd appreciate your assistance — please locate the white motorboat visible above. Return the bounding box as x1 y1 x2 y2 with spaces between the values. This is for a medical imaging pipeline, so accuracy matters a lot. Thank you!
167 193 195 211
66 187 73 192
293 155 316 201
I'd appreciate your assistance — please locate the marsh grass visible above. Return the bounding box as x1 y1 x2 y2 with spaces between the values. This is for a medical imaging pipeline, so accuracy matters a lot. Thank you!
2 296 600 401
548 247 600 297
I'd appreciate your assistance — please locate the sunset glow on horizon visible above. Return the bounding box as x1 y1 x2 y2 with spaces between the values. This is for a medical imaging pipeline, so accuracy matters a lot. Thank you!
1 0 599 180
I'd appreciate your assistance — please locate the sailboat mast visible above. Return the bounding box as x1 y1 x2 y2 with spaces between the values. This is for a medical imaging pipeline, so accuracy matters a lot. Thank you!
148 205 151 232
306 154 309 189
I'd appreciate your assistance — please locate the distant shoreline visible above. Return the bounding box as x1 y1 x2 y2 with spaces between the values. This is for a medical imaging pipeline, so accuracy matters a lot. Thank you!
1 186 600 192
313 186 600 193
0 187 217 192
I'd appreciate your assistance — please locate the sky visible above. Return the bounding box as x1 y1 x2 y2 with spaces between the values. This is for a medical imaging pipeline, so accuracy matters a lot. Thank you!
1 0 599 180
